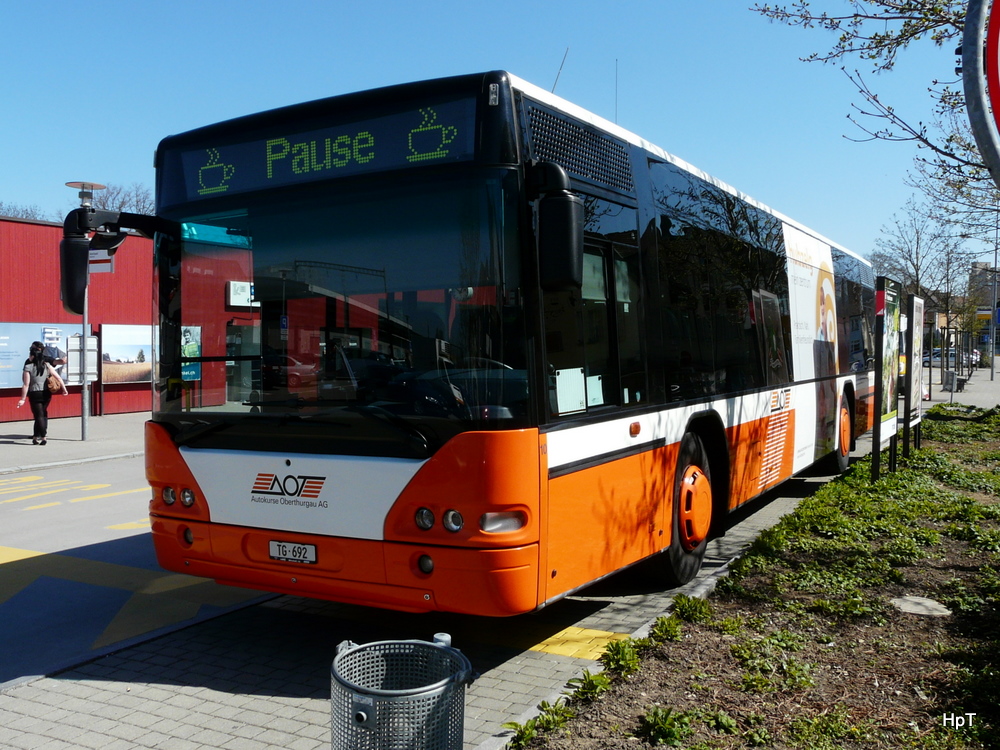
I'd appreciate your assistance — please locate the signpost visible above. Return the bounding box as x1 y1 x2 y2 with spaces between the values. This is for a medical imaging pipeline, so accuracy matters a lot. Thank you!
64 181 106 441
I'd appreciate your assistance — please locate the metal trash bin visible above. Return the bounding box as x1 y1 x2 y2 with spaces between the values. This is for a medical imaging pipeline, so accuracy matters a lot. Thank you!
331 633 474 750
943 369 957 392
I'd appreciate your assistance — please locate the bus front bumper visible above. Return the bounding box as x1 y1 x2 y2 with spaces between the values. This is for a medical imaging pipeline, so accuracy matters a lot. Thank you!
150 515 539 616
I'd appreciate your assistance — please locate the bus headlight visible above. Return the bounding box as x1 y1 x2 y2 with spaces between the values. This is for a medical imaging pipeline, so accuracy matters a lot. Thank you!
480 511 527 533
442 510 464 532
162 487 176 505
415 507 435 530
180 488 196 507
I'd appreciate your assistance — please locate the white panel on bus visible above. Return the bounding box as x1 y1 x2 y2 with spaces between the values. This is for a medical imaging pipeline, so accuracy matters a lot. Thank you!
783 223 838 380
181 448 425 539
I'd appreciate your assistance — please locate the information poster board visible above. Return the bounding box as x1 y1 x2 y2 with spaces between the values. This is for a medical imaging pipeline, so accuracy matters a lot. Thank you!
101 325 153 384
905 295 925 427
0 323 78 388
872 277 902 479
902 295 925 457
181 326 202 382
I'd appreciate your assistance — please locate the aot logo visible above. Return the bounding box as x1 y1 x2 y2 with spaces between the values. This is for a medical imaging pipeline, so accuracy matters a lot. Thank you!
251 473 326 499
770 388 792 413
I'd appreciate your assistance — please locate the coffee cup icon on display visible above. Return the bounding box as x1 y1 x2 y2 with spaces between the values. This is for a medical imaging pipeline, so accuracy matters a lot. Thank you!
407 108 458 162
197 148 236 195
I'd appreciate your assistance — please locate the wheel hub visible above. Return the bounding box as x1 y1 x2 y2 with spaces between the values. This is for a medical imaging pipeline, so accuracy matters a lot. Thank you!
838 405 851 457
678 466 712 551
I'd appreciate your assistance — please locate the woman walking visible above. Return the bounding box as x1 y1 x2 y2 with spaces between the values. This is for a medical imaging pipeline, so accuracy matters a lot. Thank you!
17 342 68 445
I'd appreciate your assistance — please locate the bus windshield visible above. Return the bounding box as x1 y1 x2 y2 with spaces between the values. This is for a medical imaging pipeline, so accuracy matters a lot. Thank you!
155 172 529 455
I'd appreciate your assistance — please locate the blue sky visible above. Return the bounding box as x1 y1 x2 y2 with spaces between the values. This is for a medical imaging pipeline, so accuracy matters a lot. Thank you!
1 1 959 259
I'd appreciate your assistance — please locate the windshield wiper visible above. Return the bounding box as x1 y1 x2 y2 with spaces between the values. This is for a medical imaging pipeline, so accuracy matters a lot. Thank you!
173 414 298 446
173 419 241 445
345 405 432 457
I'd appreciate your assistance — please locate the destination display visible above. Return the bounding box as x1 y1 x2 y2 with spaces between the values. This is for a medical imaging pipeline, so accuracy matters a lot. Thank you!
166 97 476 204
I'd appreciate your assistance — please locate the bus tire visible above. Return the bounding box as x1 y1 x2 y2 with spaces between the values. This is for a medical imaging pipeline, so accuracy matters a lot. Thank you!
824 394 852 474
660 432 713 587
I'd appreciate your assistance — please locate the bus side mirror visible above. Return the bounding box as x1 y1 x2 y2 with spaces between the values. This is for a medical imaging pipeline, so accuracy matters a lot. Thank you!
538 189 584 292
60 234 90 315
59 206 176 315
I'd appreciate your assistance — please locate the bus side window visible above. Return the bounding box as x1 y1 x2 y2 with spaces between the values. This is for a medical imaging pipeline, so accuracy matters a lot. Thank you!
544 247 615 415
615 244 646 405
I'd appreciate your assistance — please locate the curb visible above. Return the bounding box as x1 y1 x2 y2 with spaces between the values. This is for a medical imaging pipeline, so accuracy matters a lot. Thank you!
0 451 144 476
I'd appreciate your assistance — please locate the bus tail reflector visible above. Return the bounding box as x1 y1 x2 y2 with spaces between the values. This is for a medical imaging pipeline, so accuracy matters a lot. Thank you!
146 421 210 522
480 511 527 533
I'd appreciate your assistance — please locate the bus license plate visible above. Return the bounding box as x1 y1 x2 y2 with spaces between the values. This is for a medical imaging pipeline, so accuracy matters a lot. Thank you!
269 540 317 564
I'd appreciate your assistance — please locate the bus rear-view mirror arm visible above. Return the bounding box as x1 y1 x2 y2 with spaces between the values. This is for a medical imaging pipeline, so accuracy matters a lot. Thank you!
60 207 180 315
529 161 584 292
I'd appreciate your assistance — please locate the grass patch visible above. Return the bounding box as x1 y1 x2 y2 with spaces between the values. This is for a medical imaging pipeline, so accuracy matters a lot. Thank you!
510 402 1000 749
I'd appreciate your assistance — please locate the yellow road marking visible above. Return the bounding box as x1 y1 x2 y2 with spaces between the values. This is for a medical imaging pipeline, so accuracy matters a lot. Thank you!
0 479 77 495
108 520 151 530
0 476 43 486
529 626 630 660
0 483 110 505
25 502 62 511
71 488 149 503
0 546 45 564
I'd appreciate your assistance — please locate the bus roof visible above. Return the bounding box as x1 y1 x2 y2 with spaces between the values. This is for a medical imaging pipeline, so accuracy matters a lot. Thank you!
156 69 869 268
506 72 871 268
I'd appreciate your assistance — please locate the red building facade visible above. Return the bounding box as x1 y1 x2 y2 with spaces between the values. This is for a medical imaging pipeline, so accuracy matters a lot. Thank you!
0 216 154 422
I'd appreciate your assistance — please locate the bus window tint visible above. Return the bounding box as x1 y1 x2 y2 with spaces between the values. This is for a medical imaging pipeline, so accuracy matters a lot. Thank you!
832 247 876 373
650 161 789 397
614 244 646 405
156 174 530 434
543 197 646 416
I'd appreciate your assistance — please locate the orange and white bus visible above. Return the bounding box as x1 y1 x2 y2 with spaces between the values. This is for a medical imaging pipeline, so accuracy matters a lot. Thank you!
61 71 875 616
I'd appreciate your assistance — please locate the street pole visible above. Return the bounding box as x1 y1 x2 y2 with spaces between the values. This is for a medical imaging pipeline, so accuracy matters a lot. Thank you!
65 181 106 441
82 286 89 440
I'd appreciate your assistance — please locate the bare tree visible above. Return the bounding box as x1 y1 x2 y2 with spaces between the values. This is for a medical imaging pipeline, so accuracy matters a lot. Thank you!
0 201 50 221
871 196 978 369
871 198 943 298
91 183 154 215
872 198 976 328
751 3 1000 252
752 2 963 71
751 3 980 176
900 103 1000 231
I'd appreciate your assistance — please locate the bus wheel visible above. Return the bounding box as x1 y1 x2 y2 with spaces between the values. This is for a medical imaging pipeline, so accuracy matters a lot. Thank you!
826 397 852 474
662 432 713 586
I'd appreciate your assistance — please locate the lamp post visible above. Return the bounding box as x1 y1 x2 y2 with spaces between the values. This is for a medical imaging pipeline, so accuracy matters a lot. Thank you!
64 181 106 440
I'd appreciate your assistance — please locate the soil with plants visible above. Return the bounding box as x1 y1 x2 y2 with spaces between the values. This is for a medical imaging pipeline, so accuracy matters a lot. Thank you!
507 403 1000 749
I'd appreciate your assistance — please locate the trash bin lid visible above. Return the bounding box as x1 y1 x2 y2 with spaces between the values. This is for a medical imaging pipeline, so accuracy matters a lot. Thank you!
332 639 473 697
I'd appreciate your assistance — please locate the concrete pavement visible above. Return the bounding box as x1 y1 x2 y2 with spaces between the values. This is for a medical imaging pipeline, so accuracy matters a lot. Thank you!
1 371 999 750
0 410 149 475
922 364 1000 410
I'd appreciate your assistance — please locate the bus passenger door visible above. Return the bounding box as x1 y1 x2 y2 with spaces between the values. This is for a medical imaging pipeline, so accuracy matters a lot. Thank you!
542 239 659 600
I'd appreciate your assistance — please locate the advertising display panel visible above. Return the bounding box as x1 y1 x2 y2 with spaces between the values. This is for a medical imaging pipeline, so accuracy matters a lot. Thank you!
872 277 902 479
902 295 924 457
0 323 75 388
101 325 154 384
906 296 925 426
